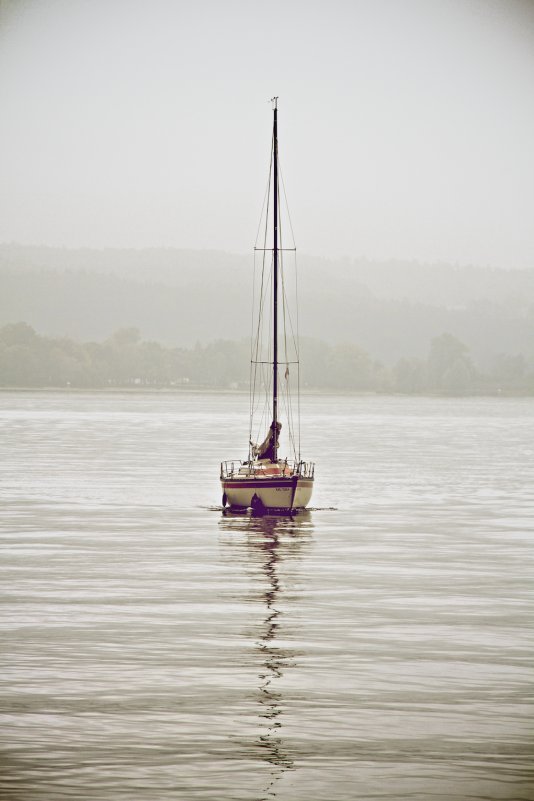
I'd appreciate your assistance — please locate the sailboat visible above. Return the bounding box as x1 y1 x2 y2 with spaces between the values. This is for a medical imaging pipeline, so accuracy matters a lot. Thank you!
220 99 315 513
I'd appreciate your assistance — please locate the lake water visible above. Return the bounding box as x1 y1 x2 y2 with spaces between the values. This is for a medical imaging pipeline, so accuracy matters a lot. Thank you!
1 391 533 801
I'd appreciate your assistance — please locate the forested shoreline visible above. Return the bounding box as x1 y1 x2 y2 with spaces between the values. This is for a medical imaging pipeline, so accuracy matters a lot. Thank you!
1 322 531 396
2 245 534 371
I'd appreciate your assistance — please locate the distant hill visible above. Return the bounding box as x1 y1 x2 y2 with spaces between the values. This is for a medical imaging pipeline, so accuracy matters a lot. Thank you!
1 244 533 368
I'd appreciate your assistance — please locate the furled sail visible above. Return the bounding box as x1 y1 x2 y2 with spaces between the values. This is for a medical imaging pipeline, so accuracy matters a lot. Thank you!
251 421 281 462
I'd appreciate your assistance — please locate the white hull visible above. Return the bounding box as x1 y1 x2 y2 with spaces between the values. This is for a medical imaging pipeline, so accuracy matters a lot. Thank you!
222 476 313 511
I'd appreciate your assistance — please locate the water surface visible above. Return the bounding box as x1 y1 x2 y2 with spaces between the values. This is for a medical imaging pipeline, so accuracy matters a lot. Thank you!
1 392 533 800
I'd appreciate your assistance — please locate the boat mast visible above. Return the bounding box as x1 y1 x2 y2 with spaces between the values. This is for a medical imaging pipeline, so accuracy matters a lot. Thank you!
272 97 279 463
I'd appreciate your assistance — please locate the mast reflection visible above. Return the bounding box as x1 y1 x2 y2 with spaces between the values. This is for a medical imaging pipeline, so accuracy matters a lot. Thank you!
219 510 312 796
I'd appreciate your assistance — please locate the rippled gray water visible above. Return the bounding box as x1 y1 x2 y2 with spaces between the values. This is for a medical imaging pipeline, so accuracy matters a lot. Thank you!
1 391 533 800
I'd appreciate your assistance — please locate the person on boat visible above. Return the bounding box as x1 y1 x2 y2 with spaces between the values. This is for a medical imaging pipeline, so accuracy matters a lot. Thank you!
251 421 281 462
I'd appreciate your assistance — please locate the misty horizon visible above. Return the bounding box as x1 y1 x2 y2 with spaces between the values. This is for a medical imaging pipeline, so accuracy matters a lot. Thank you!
2 243 533 381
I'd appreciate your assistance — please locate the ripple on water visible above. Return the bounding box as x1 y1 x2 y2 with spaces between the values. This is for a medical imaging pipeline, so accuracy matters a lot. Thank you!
1 392 533 800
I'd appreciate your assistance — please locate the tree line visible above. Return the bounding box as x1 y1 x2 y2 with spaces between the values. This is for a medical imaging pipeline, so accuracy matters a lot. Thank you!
0 322 531 395
2 249 534 371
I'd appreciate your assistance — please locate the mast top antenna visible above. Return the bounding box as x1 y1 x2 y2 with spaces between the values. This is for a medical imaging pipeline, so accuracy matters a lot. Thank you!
270 96 278 109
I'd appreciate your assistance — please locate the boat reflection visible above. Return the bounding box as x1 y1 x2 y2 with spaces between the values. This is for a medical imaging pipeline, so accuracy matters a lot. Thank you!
219 510 313 795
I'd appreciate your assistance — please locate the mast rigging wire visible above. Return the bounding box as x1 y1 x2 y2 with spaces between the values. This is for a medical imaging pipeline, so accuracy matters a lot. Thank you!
248 111 301 463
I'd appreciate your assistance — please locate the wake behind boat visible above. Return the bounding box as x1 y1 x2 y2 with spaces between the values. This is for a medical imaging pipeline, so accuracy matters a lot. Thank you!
220 98 315 513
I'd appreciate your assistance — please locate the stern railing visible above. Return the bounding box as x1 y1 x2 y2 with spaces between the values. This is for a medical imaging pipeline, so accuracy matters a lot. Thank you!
220 459 315 480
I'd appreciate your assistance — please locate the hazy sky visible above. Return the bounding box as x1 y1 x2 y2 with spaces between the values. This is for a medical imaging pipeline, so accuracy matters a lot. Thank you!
1 0 533 268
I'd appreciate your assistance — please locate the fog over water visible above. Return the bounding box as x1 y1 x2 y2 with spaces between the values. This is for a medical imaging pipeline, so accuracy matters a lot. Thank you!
1 0 534 268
